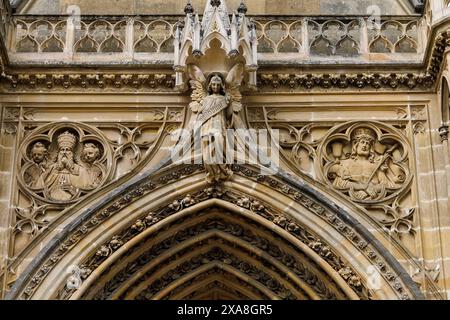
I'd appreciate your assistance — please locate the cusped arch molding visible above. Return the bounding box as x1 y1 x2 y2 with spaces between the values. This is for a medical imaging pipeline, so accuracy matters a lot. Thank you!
6 164 424 300
71 206 350 300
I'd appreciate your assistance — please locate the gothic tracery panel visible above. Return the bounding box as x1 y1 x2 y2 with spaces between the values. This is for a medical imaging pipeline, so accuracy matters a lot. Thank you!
19 123 111 203
7 106 184 258
247 103 423 257
319 122 411 204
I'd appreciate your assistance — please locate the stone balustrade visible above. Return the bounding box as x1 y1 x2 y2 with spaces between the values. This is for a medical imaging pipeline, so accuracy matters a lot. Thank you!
3 0 450 67
6 14 425 66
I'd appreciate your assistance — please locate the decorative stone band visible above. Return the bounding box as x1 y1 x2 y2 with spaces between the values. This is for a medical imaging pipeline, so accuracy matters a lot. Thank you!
0 71 437 91
9 16 421 59
1 73 176 91
4 17 450 92
6 163 424 300
162 267 269 300
257 73 434 91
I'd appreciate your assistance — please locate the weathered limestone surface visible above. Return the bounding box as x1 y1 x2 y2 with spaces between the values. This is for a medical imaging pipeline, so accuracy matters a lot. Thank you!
0 0 449 301
22 0 415 15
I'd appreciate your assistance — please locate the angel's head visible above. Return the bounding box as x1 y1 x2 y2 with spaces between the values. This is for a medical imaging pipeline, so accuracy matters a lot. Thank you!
208 74 225 95
31 142 48 164
82 143 101 164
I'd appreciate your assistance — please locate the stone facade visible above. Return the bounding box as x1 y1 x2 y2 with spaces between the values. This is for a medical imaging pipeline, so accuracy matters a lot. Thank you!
0 0 449 300
18 0 418 15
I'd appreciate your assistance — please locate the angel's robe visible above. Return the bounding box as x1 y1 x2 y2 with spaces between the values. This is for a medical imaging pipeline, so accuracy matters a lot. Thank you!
198 93 233 183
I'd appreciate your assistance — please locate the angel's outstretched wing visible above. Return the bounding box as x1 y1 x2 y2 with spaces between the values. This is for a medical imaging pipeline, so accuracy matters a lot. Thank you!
225 63 244 113
188 64 207 114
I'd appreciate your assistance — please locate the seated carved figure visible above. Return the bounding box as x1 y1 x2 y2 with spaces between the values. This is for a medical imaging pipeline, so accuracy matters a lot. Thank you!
43 132 94 201
24 142 49 189
330 128 405 201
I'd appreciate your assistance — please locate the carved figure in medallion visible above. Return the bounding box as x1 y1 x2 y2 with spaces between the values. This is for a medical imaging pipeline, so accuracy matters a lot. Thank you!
24 142 49 188
43 132 93 201
328 128 406 201
20 124 111 205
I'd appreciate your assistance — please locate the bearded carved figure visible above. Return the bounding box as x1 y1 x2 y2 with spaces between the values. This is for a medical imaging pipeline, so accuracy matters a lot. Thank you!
42 132 95 201
323 125 409 203
19 124 113 204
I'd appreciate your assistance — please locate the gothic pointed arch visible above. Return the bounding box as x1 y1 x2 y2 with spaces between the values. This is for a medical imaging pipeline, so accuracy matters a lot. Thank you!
5 161 424 300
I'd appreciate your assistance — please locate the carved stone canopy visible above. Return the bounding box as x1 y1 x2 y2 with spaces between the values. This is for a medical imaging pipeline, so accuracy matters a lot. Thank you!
174 0 258 90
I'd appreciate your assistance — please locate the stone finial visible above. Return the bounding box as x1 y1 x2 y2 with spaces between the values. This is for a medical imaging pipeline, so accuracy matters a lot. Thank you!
210 0 221 7
237 1 247 14
184 2 194 14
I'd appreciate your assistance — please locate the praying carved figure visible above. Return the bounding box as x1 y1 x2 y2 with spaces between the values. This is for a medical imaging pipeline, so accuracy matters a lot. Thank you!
43 131 94 201
188 63 244 184
80 143 103 187
328 128 406 201
24 142 49 188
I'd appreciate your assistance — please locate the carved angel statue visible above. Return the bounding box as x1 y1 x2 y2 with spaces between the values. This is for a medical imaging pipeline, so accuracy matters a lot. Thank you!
188 63 244 184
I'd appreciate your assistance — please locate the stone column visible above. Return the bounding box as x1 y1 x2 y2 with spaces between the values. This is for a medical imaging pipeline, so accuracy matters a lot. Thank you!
0 105 18 299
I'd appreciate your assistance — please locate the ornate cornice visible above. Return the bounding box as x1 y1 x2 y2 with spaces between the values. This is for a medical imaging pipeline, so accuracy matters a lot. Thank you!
0 70 437 92
257 72 434 91
1 72 176 91
252 27 450 92
253 26 450 91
